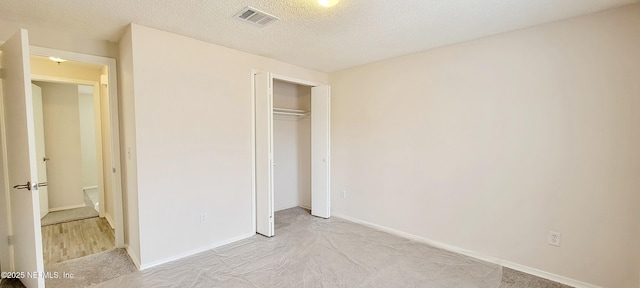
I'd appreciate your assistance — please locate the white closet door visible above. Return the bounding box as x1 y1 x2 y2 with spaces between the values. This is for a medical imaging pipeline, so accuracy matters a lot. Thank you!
255 72 274 237
311 85 331 218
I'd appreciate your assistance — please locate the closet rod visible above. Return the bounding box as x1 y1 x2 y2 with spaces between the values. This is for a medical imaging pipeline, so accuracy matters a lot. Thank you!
273 108 309 117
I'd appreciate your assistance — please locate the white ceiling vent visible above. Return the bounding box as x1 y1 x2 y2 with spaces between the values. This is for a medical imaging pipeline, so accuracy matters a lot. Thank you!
235 6 278 27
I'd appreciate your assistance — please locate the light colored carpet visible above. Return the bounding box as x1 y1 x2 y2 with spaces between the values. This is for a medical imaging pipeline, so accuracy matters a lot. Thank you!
500 268 573 288
92 207 502 288
44 248 136 288
1 208 575 288
41 192 98 226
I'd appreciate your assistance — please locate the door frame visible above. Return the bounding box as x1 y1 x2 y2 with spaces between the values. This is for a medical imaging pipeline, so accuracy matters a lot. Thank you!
251 70 329 234
28 46 125 248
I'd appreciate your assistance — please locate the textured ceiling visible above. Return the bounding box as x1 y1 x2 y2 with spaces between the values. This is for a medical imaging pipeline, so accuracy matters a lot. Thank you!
0 0 637 72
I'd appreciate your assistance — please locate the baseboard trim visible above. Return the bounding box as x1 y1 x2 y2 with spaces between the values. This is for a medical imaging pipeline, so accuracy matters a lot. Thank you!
83 186 98 192
105 213 115 229
49 203 85 212
332 213 601 288
298 204 311 210
275 204 299 212
125 247 141 270
138 232 255 271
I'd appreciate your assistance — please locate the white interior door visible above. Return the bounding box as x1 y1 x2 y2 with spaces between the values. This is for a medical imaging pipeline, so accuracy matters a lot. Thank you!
0 29 45 288
311 85 331 218
32 84 49 219
255 72 274 237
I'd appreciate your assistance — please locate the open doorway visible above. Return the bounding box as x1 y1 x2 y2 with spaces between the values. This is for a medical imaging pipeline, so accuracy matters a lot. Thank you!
0 31 127 287
31 79 113 265
29 54 120 266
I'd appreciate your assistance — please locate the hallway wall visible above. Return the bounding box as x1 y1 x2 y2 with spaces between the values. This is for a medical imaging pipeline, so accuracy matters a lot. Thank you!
118 24 328 268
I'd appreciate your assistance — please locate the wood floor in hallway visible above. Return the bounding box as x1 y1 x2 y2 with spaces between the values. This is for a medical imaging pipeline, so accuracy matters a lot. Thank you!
41 217 115 265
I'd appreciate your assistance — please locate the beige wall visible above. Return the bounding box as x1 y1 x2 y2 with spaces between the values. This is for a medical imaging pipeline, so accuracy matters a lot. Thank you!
78 88 98 189
330 5 640 288
0 19 117 58
30 56 103 82
274 118 300 211
118 24 328 268
35 81 85 210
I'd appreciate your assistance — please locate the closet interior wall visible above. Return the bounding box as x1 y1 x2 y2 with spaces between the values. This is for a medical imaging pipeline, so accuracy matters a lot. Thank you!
273 80 311 211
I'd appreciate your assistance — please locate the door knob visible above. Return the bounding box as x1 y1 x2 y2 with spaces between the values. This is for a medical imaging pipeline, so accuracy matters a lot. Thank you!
13 181 32 191
12 181 44 191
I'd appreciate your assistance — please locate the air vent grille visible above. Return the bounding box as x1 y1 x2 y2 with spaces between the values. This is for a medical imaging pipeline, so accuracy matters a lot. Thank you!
235 6 279 27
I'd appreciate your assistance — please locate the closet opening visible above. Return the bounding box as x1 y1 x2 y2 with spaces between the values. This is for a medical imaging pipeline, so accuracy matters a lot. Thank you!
253 72 330 238
273 80 312 212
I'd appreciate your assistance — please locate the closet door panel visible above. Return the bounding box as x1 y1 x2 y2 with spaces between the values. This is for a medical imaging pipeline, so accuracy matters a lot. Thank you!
255 72 274 236
311 85 330 218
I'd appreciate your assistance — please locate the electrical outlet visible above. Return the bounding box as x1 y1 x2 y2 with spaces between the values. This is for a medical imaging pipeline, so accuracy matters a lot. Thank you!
548 231 561 247
200 212 208 224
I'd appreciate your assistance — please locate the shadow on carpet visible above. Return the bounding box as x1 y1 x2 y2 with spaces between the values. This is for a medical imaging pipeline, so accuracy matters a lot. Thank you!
0 278 25 288
41 193 98 226
45 248 137 288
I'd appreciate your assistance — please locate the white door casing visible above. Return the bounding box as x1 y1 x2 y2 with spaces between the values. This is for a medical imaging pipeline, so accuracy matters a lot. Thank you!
255 72 274 237
1 29 46 288
32 84 49 219
311 85 331 219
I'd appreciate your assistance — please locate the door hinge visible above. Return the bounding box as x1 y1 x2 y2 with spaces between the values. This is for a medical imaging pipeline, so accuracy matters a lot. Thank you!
8 235 13 246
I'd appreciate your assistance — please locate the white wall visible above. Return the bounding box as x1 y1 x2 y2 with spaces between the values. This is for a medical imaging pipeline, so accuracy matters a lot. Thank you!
36 81 85 210
78 86 98 190
330 5 640 288
274 118 299 211
118 24 328 268
273 80 312 211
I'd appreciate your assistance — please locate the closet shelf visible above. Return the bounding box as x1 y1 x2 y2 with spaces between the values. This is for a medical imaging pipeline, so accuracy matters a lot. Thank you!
273 108 309 117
